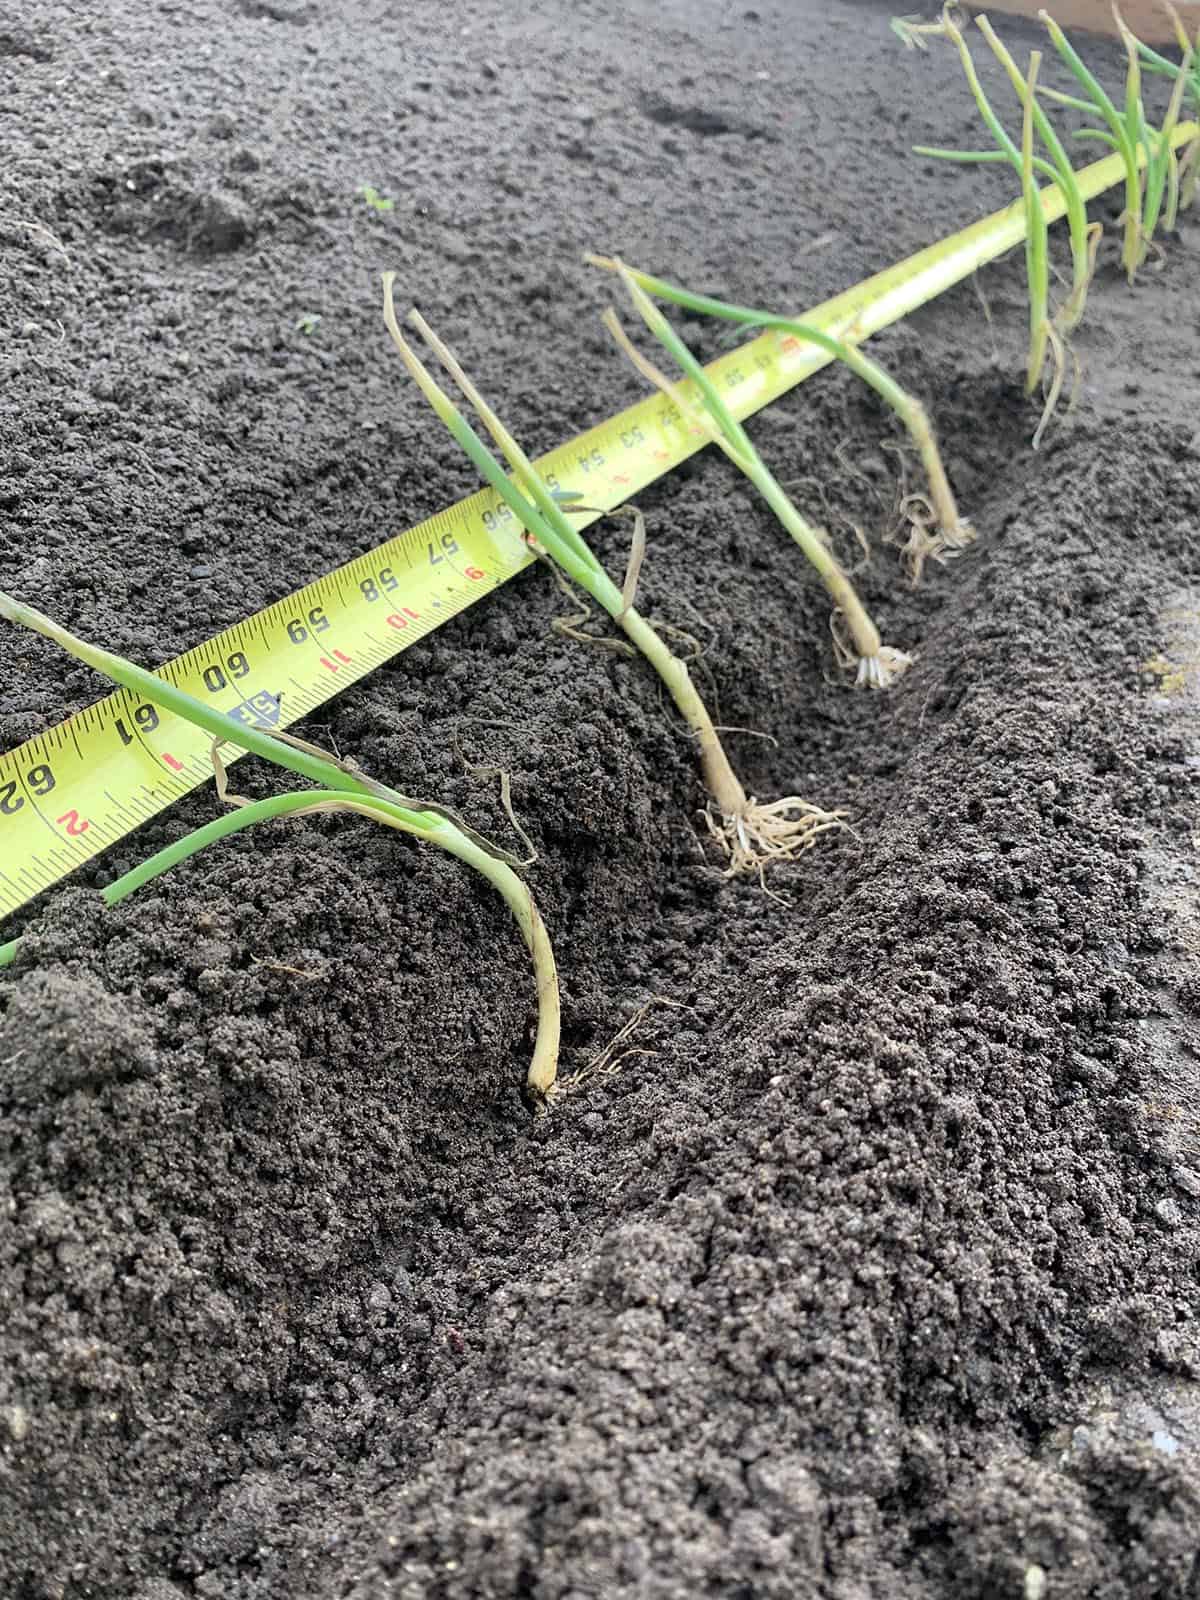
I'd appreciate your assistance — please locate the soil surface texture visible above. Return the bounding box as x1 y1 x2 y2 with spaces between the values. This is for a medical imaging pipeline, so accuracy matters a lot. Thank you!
3 1 1200 1597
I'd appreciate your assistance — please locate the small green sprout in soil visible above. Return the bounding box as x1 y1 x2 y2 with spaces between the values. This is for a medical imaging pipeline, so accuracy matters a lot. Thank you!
1036 6 1193 278
0 590 562 1102
597 261 911 686
381 274 847 879
1019 50 1069 450
588 255 974 582
911 6 1199 440
1112 4 1196 235
975 13 1101 335
359 184 394 213
295 312 322 335
1137 5 1200 212
911 8 1085 445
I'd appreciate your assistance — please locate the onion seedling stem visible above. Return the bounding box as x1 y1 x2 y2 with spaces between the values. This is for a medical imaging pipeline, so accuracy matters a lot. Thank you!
1021 52 1050 398
586 256 973 576
910 9 1089 440
1037 9 1143 279
0 590 561 1099
382 276 845 878
972 16 1101 332
1138 7 1200 212
1108 7 1174 251
1153 30 1196 231
597 264 909 686
916 9 1097 334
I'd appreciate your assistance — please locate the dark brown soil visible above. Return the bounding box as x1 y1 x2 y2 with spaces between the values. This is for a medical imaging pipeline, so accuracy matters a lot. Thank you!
3 1 1200 1596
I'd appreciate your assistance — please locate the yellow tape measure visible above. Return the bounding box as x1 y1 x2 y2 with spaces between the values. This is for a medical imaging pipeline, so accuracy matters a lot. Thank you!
0 143 1156 922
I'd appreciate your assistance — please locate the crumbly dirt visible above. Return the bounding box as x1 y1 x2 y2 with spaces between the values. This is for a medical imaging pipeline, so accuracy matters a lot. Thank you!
2 1 1200 1597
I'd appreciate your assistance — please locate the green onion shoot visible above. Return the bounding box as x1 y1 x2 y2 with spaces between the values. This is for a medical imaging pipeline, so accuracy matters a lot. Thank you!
915 8 1099 335
594 262 911 684
1036 7 1153 281
381 275 846 880
1137 5 1200 213
911 9 1078 444
975 15 1102 333
1018 49 1068 450
1134 8 1196 234
587 255 974 581
0 589 561 1102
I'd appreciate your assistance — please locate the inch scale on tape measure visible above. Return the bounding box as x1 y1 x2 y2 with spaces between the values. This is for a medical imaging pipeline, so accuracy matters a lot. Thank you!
0 144 1163 922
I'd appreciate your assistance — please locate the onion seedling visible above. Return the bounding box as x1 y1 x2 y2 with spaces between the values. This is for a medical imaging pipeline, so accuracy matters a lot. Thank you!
977 16 1102 332
1136 7 1200 212
1137 10 1197 231
593 263 911 684
380 276 846 879
1137 8 1200 104
911 13 1081 444
1034 11 1143 278
586 256 974 580
1083 9 1192 257
1035 6 1196 279
1018 50 1069 450
0 589 561 1101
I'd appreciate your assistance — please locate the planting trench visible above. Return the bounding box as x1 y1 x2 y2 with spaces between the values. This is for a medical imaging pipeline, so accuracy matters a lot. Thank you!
2 0 1200 1596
